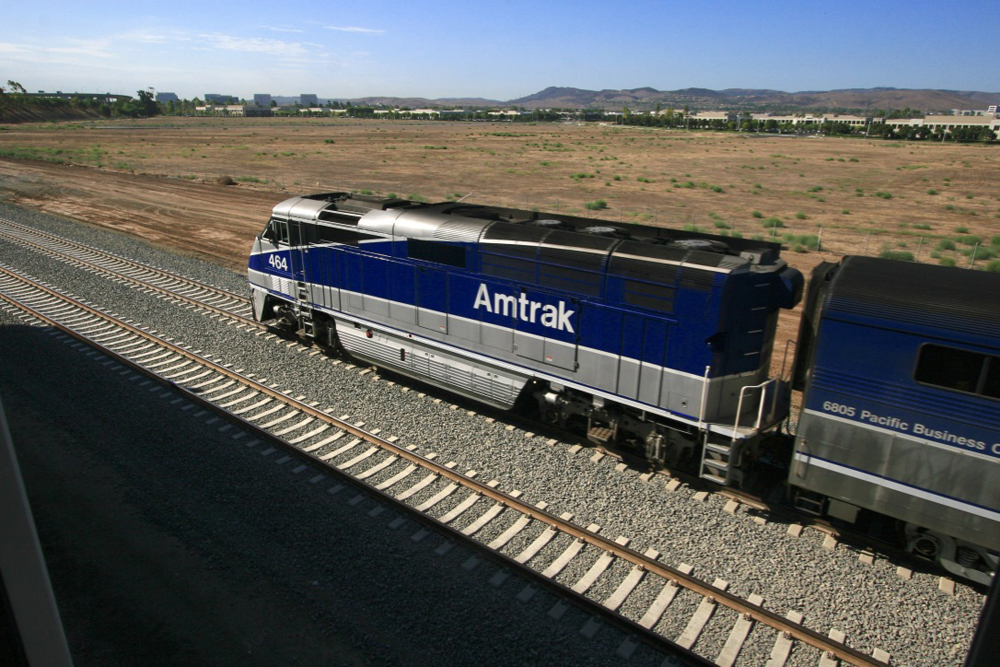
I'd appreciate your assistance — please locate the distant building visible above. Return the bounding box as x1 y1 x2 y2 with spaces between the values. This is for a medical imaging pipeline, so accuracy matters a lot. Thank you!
28 91 131 103
749 113 876 127
156 92 179 103
689 111 736 122
195 104 272 117
204 93 237 104
890 114 999 137
300 94 319 106
253 94 272 108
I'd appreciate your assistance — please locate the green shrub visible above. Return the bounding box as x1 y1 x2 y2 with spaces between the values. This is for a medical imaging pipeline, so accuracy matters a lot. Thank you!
936 239 956 251
986 260 1000 273
585 199 608 210
940 257 957 267
782 234 820 251
957 235 982 246
762 217 785 228
751 210 763 218
795 211 807 220
880 249 914 261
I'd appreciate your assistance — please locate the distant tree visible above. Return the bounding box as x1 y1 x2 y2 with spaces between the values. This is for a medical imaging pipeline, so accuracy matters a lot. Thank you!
0 80 27 114
112 89 160 118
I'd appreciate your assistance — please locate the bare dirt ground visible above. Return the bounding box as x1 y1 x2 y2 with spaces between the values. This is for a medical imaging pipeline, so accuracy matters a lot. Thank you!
1 117 998 372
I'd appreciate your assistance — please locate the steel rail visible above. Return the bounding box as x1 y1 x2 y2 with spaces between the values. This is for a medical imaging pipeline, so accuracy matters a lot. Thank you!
0 215 248 303
0 224 257 326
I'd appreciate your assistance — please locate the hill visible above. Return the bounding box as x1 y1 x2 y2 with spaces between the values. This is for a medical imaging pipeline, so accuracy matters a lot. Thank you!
504 86 999 112
338 86 998 114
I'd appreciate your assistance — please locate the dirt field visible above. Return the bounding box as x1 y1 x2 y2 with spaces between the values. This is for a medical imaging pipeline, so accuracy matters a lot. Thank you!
1 117 999 373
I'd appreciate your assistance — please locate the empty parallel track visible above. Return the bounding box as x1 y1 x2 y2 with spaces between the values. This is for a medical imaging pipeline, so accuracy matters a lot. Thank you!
0 215 254 322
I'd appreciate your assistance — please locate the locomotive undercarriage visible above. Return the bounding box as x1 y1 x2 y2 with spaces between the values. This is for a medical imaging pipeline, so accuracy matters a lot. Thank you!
532 383 703 470
254 290 997 587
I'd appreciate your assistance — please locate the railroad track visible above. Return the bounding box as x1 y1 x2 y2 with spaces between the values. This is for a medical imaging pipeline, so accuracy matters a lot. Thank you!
0 215 254 323
0 216 937 581
0 258 893 666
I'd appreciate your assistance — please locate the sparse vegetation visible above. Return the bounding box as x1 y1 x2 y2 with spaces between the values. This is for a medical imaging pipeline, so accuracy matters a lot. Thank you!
0 118 996 279
880 249 914 261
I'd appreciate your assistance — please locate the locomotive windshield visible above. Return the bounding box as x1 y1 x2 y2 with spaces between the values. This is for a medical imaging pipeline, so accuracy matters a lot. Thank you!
260 218 288 245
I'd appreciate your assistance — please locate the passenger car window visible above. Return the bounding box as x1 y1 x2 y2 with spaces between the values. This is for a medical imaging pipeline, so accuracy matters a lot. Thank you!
914 344 999 399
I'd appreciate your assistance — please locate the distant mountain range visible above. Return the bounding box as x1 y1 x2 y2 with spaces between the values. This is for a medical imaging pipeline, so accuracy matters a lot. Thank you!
316 86 999 113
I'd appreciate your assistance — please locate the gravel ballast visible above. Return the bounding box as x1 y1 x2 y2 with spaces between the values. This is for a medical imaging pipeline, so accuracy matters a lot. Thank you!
0 201 986 665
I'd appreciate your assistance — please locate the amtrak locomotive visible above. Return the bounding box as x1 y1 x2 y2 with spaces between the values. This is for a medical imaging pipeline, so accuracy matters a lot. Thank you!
248 192 999 584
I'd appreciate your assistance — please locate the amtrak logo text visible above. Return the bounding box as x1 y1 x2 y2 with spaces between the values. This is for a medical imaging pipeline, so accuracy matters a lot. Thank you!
473 283 575 333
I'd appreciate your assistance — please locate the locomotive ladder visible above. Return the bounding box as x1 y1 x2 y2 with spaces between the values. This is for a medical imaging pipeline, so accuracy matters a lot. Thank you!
296 281 314 337
699 436 734 485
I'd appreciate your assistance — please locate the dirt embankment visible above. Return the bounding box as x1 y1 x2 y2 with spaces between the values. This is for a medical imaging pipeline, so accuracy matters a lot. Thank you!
0 106 106 124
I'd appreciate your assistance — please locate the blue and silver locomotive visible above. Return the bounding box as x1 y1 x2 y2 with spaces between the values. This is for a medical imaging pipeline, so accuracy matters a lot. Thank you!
249 193 802 481
248 192 998 583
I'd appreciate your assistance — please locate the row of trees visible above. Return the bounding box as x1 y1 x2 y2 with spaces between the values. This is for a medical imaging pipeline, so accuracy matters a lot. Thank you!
0 81 160 120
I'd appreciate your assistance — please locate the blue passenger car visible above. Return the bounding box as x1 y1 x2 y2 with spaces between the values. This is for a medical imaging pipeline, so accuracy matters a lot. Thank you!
791 256 1000 584
248 193 803 484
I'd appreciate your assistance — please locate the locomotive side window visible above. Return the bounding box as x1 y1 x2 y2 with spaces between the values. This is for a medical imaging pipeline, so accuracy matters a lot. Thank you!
407 239 466 268
313 225 381 247
914 344 1000 399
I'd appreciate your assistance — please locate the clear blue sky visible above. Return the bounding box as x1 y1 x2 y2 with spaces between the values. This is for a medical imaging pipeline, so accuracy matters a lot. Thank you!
3 0 997 101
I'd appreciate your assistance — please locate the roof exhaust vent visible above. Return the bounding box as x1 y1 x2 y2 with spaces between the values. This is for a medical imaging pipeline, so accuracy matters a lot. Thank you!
669 238 730 254
582 225 623 237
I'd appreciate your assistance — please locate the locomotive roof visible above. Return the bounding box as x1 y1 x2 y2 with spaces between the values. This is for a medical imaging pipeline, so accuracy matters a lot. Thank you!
273 193 786 274
826 256 1000 342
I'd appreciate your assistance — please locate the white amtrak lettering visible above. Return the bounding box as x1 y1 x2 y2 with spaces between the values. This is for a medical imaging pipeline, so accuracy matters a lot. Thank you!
473 283 575 333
